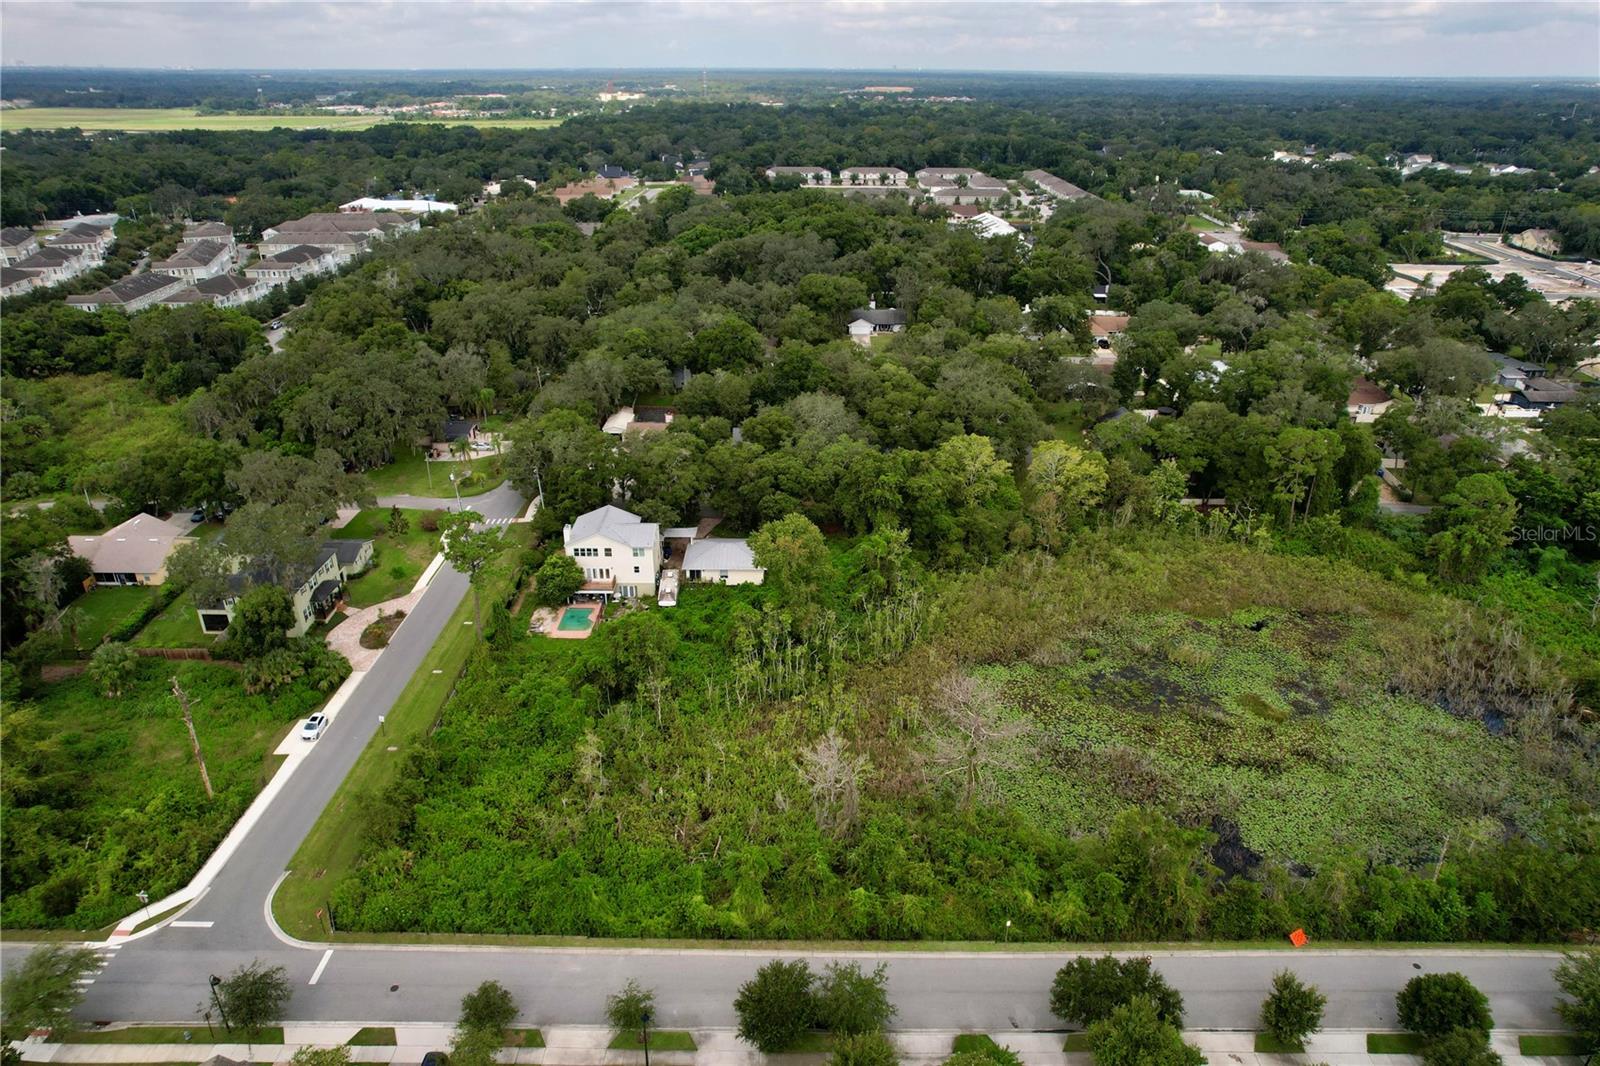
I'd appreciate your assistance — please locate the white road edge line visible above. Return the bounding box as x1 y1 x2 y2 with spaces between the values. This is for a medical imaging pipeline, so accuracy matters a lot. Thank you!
169 920 215 928
309 949 334 985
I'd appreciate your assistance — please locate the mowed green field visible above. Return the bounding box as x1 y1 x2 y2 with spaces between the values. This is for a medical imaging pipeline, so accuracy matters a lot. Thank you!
0 108 563 132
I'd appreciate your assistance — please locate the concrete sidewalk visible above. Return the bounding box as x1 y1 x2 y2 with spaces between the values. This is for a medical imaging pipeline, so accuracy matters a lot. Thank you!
13 1027 1587 1066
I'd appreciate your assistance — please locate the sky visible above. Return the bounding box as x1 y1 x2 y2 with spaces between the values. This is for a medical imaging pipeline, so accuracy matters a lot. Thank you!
1 1 1597 79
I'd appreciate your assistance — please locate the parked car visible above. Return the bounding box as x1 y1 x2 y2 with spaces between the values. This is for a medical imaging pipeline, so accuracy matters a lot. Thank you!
299 713 328 741
189 509 206 523
470 441 494 452
270 319 284 329
421 1054 448 1066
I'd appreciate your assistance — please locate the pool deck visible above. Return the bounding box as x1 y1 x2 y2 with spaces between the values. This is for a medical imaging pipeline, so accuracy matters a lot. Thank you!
529 603 600 639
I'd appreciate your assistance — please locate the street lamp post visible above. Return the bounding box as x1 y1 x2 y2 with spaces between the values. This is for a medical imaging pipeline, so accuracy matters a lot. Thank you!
208 974 232 1034
640 1008 652 1066
449 470 462 511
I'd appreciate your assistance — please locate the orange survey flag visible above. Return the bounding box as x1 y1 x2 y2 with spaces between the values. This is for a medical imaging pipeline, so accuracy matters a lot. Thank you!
1289 928 1308 947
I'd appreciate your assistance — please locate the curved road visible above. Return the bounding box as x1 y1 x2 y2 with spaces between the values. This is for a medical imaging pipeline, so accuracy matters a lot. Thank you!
70 475 1563 1031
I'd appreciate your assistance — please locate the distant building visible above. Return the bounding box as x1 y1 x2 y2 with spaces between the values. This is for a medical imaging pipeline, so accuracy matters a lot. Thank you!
244 244 337 283
197 539 372 638
10 246 91 286
338 197 458 214
766 166 832 185
193 273 270 308
1177 188 1215 201
67 272 189 312
1024 169 1095 201
847 306 908 345
952 212 1018 239
602 405 676 436
839 167 908 186
1088 313 1131 349
152 238 233 280
0 266 45 297
597 164 633 180
0 226 40 265
1346 378 1393 423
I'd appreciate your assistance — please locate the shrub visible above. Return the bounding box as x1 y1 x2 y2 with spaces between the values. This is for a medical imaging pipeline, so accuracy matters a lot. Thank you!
420 509 443 532
1259 970 1326 1049
948 1035 1022 1066
388 506 410 535
103 583 182 644
606 979 655 1038
1051 955 1184 1029
829 1032 899 1066
228 584 295 658
1396 973 1493 1040
734 959 816 1052
1420 1027 1502 1066
1554 950 1600 1052
459 979 516 1032
1086 996 1204 1066
88 641 138 698
815 961 895 1035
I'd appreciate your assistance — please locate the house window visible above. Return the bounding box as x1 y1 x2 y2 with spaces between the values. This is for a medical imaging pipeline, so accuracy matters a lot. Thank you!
633 566 640 574
604 547 612 557
719 570 729 582
573 547 599 558
632 547 646 557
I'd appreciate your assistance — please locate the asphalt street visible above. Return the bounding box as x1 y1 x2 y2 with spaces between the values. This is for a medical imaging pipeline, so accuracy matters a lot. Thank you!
1445 231 1600 292
53 478 1565 1034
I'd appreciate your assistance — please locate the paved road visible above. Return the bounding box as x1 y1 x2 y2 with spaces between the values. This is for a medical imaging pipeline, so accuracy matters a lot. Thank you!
53 480 1564 1034
1445 232 1600 294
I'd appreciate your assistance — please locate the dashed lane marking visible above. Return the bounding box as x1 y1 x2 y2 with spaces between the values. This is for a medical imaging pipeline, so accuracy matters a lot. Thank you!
308 949 334 986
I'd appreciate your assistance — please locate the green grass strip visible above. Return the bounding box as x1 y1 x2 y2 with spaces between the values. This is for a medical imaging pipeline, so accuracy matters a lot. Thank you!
504 1029 545 1048
1062 1032 1092 1052
347 1027 397 1046
1519 1034 1590 1055
608 1031 697 1051
1367 1033 1426 1054
1253 1032 1305 1053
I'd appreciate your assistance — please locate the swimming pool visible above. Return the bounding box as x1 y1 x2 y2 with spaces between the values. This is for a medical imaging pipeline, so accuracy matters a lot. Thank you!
557 606 594 631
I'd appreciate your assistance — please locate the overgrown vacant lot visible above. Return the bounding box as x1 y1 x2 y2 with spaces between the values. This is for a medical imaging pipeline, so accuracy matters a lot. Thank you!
1 659 327 930
327 538 1597 943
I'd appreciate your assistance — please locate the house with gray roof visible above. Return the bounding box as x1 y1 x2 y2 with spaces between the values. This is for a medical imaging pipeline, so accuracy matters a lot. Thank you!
67 271 189 312
1024 169 1095 202
562 505 661 599
682 538 765 586
69 513 194 586
847 305 908 345
153 238 233 280
1 227 40 265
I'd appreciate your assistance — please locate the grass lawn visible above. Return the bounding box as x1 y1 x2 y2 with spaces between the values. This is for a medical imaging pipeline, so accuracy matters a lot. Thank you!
1367 1033 1426 1054
504 1029 545 1049
65 1026 284 1044
1 659 326 931
341 509 441 608
1519 1034 1590 1055
272 525 533 940
362 452 505 499
954 1035 1021 1057
131 591 213 649
1 108 392 131
1253 1033 1304 1053
347 1027 396 1046
68 585 156 647
608 1031 697 1051
1062 1033 1092 1052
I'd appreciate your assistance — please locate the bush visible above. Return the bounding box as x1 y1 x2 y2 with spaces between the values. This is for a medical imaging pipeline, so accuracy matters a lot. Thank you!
459 979 516 1032
88 641 138 698
947 1035 1022 1066
734 959 816 1053
606 979 655 1037
103 582 183 645
388 506 410 535
829 1032 899 1066
1554 950 1600 1052
228 584 294 658
1259 970 1326 1050
420 509 443 532
816 961 895 1035
1396 973 1493 1040
1086 996 1204 1066
1051 955 1185 1028
1420 1027 1502 1066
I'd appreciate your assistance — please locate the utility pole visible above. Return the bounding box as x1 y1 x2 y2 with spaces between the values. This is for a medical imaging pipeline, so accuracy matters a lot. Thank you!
172 677 214 800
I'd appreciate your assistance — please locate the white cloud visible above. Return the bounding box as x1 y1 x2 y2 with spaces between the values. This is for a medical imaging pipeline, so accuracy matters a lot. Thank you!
0 0 1594 75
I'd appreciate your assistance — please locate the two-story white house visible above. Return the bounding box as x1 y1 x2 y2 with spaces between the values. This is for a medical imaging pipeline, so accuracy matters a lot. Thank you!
1 227 41 265
562 505 661 600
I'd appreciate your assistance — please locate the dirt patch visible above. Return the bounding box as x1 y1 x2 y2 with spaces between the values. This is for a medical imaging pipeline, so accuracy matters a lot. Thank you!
41 662 87 682
1090 664 1223 717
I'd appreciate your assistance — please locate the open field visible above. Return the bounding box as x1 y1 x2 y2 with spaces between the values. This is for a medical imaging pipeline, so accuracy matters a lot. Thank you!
1 659 327 930
340 508 441 608
363 452 505 499
304 539 1596 943
0 107 562 132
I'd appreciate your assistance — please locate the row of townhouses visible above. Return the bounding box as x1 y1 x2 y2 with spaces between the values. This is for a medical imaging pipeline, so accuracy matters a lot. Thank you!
62 210 421 312
0 217 117 297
